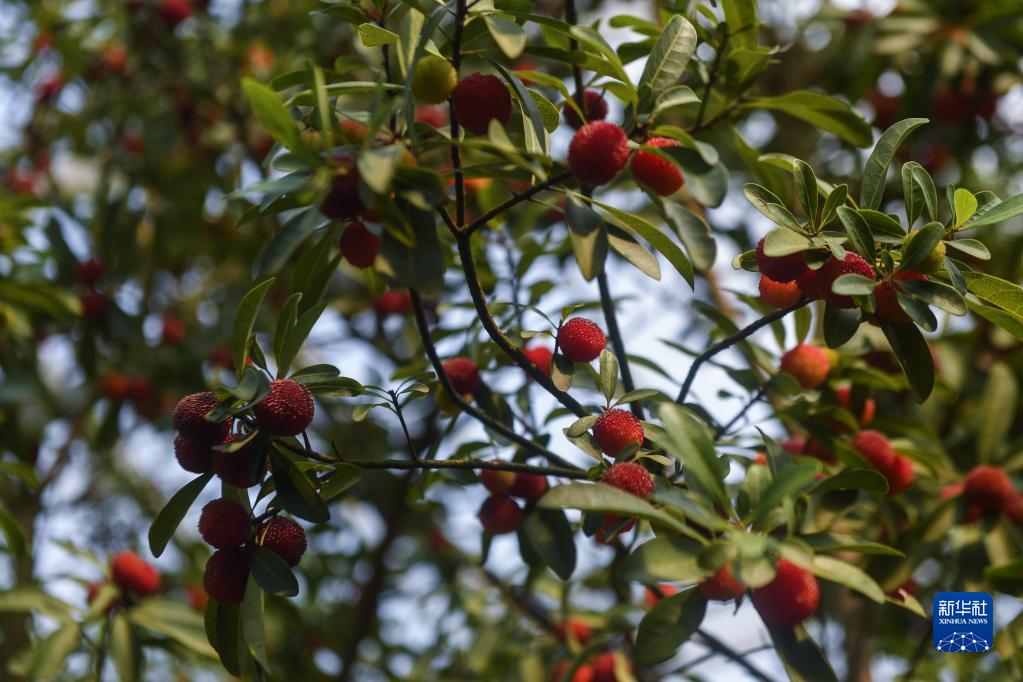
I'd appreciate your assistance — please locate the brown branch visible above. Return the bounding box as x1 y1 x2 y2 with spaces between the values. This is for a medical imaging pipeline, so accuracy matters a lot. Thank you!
448 0 468 229
462 170 572 237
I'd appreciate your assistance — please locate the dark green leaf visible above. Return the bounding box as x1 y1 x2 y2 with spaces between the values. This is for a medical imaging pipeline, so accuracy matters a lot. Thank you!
232 278 276 381
149 473 214 558
860 118 929 210
635 589 706 664
248 544 299 597
521 509 577 580
880 322 934 402
269 448 330 523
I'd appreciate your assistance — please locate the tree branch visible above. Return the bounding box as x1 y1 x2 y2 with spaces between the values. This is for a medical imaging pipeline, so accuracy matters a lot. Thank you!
696 628 777 682
694 32 728 129
409 289 580 469
714 384 766 439
462 170 572 237
675 300 809 404
448 0 468 229
597 272 643 419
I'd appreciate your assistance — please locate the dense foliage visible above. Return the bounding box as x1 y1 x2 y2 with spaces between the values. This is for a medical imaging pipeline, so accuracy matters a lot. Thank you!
3 0 1023 680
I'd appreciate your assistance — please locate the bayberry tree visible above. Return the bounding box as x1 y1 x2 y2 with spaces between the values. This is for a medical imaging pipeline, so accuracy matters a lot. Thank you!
3 1 1023 681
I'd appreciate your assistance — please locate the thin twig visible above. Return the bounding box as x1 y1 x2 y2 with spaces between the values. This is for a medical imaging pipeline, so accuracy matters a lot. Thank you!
714 384 767 439
694 32 728 129
448 0 468 229
696 628 778 682
675 300 809 404
388 390 419 460
462 170 572 236
597 272 643 420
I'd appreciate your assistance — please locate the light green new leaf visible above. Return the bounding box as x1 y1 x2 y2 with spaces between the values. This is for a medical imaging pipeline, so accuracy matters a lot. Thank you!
357 23 399 47
241 78 302 152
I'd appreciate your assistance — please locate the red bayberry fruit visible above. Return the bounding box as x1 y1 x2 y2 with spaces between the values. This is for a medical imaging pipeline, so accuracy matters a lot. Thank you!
479 494 523 534
480 463 516 494
551 661 594 682
198 499 251 549
523 345 554 377
558 318 606 363
174 434 219 474
751 560 820 628
161 314 185 345
509 473 548 501
592 409 645 456
100 371 130 401
79 291 108 320
759 276 801 309
568 121 630 186
320 155 363 220
555 617 593 644
852 429 895 469
173 392 231 442
564 90 609 130
601 461 654 499
203 548 249 605
76 258 105 287
1004 493 1023 525
591 652 633 682
111 551 162 597
699 564 747 601
253 379 314 436
780 435 832 462
779 344 830 389
372 290 413 317
339 221 381 268
630 138 684 196
258 516 307 566
834 386 876 426
644 584 679 608
213 435 266 488
963 465 1014 516
885 456 915 495
756 237 807 283
158 0 193 28
817 252 875 308
796 267 823 300
875 271 926 324
414 105 448 128
442 357 481 395
452 73 512 135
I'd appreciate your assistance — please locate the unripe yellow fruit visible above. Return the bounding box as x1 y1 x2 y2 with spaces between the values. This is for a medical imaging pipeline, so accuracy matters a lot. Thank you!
903 231 946 274
435 385 464 417
411 55 457 104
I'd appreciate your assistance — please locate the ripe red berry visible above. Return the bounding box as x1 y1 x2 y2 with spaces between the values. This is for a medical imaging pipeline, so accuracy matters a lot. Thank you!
698 565 747 601
568 121 630 186
555 617 593 644
253 379 314 436
630 138 684 196
564 90 609 130
76 258 105 287
756 237 807 283
198 499 251 549
203 548 249 605
593 409 645 456
759 276 801 309
509 472 548 501
100 371 130 401
816 252 875 308
452 73 512 135
780 435 832 462
885 456 915 495
875 271 926 324
161 314 185 345
779 344 830 389
480 463 516 494
110 551 162 597
320 155 363 220
213 435 267 488
523 345 554 377
852 429 894 470
551 661 594 682
414 105 448 128
158 0 193 28
258 516 307 566
643 584 679 609
79 291 108 320
964 465 1015 515
834 386 876 426
339 221 381 268
442 357 481 395
591 651 632 682
479 494 523 534
173 392 231 442
601 461 654 499
1004 493 1023 524
796 267 823 300
752 560 820 628
372 290 412 317
558 318 606 363
174 433 219 473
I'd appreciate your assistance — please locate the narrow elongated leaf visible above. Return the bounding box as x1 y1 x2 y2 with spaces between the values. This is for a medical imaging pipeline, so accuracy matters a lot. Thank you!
635 589 706 664
953 188 978 228
901 222 944 271
565 195 607 282
975 363 1017 462
794 160 818 225
860 118 929 209
587 198 694 287
656 404 731 513
750 462 820 526
639 15 697 95
110 612 137 682
357 23 399 46
962 192 1023 228
521 509 576 580
149 473 214 558
232 278 275 380
248 544 300 597
241 578 271 670
837 206 875 262
599 349 618 403
722 0 760 49
278 303 327 377
25 621 81 679
765 624 838 682
242 78 302 152
273 293 301 374
880 322 934 402
269 448 330 523
745 91 872 147
539 482 692 536
0 505 26 557
811 555 885 603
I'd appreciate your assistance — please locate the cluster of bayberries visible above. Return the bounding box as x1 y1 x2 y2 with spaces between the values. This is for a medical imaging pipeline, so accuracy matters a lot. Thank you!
478 466 549 534
945 465 1023 524
776 344 915 495
172 379 315 603
756 233 944 322
86 551 162 612
698 558 821 629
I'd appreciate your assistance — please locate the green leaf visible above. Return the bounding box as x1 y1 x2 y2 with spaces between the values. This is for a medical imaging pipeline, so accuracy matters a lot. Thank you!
148 473 214 558
953 188 978 228
232 278 275 381
899 279 966 316
485 16 526 59
620 537 706 583
278 303 327 378
320 464 363 502
248 544 300 597
269 448 330 523
539 482 693 537
750 462 820 526
565 195 607 282
521 509 576 580
241 578 271 670
656 404 731 514
830 273 876 295
376 205 444 294
638 15 697 98
273 293 301 375
976 363 1018 462
803 532 904 557
743 183 803 232
357 22 399 47
860 118 929 210
836 206 875 262
110 612 137 682
241 78 303 153
794 160 818 225
823 305 860 349
962 192 1023 228
900 222 944 272
909 163 938 222
25 621 81 679
492 62 547 156
820 184 848 227
0 505 26 557
811 469 888 494
635 589 706 664
945 238 990 260
599 349 618 403
721 0 760 49
765 624 838 682
762 227 812 257
0 587 74 619
661 203 716 271
130 598 219 658
810 555 885 603
213 602 243 676
880 322 934 402
744 91 872 147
